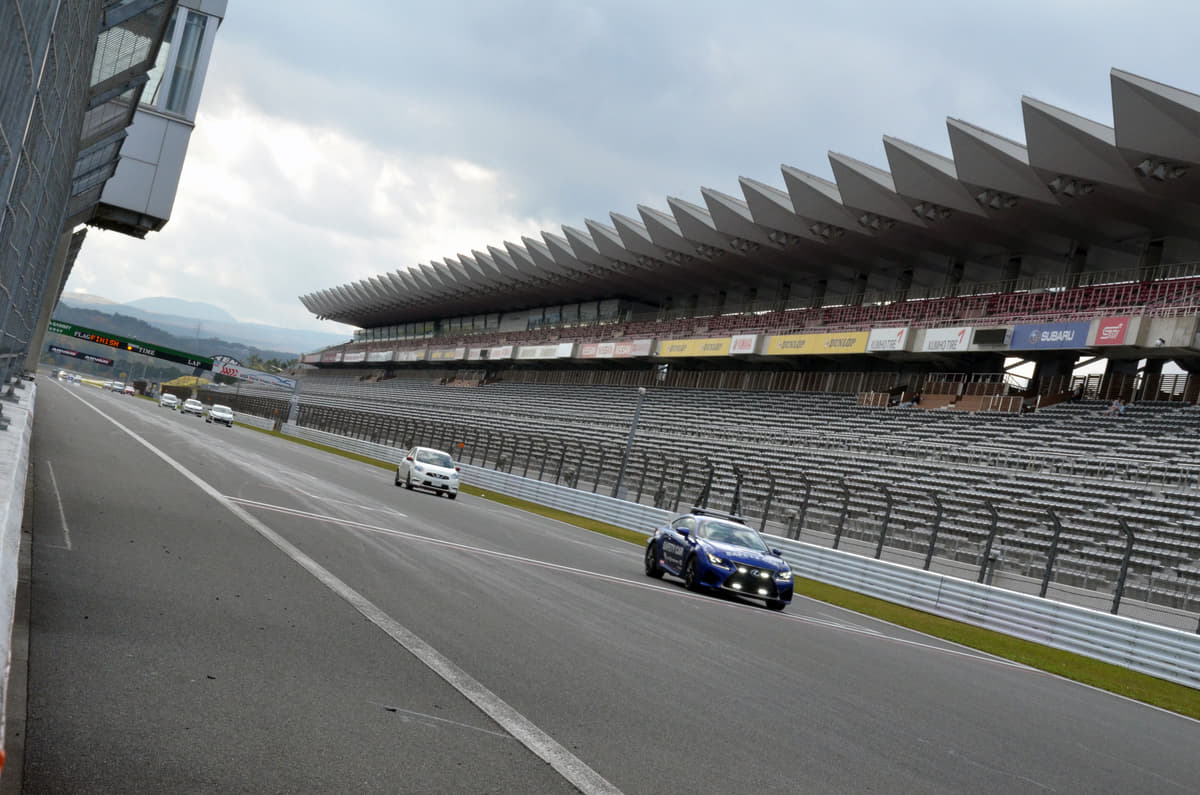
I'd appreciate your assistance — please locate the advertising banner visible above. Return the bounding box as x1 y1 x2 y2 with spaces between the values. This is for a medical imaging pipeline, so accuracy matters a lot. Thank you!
616 339 653 357
658 337 732 357
516 343 575 360
730 334 759 355
765 331 868 356
1010 321 1091 350
488 345 514 360
867 328 909 353
394 349 427 362
48 344 113 366
342 351 366 363
920 327 970 353
1093 317 1130 346
320 351 343 363
429 347 464 362
211 359 298 390
366 349 395 363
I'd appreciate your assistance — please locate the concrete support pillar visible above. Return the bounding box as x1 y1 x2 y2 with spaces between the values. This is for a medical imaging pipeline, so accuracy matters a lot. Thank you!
1103 358 1140 400
1138 358 1165 402
1032 352 1079 394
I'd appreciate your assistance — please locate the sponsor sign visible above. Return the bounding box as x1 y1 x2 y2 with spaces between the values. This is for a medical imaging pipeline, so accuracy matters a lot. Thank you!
730 334 759 355
320 350 343 363
1010 321 1091 350
366 349 395 362
343 351 366 363
429 347 464 361
577 339 653 359
394 348 426 362
920 327 970 353
765 331 868 356
1094 317 1130 346
211 359 298 390
516 343 575 360
488 345 514 360
658 337 732 357
302 353 321 364
48 344 113 366
866 328 909 353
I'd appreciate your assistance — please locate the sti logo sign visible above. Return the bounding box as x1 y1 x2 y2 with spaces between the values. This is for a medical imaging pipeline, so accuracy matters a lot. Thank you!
1095 317 1130 346
1010 321 1091 350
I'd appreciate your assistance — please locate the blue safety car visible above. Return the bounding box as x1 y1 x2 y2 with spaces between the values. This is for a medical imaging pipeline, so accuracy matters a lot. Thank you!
644 508 793 610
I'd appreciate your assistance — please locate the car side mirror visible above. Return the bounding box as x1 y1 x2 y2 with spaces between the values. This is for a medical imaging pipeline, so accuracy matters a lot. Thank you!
406 455 414 461
677 528 690 538
771 548 783 556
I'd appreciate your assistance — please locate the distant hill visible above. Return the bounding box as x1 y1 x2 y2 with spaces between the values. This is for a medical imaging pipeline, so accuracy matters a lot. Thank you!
59 292 349 355
125 296 238 323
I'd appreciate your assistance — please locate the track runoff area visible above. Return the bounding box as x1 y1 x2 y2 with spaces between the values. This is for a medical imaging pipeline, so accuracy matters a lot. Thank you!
18 380 1198 792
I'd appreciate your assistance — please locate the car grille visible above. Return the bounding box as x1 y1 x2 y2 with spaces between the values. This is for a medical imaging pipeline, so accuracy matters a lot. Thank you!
722 566 780 599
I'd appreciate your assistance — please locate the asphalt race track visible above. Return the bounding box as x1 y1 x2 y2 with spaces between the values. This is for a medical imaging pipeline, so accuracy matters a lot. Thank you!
18 380 1200 793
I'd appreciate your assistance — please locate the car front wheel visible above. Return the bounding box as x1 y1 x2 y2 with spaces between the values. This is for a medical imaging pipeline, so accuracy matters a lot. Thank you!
683 557 701 591
644 544 663 579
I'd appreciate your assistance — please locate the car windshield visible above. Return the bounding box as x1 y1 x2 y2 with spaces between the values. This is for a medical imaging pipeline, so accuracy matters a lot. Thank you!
695 519 769 552
415 449 453 467
213 405 231 413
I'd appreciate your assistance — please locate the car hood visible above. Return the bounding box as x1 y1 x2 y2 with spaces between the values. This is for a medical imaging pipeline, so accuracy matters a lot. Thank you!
701 540 785 569
413 463 458 477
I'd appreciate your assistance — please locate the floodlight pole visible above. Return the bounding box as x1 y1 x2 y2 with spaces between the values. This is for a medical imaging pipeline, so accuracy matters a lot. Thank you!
612 386 647 499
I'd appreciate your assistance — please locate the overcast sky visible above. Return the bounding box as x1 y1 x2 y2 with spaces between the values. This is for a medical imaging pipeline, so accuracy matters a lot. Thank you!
63 0 1200 337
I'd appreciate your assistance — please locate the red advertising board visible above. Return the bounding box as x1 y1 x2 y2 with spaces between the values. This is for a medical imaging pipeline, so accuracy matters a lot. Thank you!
1094 317 1129 346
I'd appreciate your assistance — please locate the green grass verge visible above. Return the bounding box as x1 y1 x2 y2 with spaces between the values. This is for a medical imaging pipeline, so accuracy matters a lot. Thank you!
245 423 1200 717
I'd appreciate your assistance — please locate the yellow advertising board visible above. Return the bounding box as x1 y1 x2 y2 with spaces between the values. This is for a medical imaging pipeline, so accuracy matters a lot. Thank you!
766 331 869 355
657 338 732 357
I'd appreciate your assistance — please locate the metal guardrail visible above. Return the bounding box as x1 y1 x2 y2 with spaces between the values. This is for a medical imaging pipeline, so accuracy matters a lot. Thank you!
0 382 34 748
277 422 1200 689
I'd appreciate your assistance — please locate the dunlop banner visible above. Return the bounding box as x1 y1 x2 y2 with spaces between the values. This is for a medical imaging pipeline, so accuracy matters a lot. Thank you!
657 338 732 357
765 331 868 356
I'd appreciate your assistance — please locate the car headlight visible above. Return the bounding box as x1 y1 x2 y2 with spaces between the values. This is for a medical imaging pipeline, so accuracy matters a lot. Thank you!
414 465 425 473
776 567 792 581
705 552 730 567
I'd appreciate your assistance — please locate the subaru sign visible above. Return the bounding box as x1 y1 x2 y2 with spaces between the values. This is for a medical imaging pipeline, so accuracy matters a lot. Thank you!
1010 321 1091 350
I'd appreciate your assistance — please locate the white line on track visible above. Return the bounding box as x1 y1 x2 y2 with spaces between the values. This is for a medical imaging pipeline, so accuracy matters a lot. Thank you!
45 460 72 551
227 496 1037 674
62 387 624 795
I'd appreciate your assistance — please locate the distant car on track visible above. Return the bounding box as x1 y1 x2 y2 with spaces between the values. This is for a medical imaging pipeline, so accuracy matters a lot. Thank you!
123 383 135 395
181 398 204 416
395 446 460 498
159 394 180 409
206 404 234 426
644 508 793 610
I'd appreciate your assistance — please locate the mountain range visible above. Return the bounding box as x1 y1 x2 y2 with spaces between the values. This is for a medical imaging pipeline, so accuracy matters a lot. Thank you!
59 293 350 356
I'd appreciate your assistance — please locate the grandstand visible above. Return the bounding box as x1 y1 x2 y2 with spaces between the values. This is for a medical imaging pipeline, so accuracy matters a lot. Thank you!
225 68 1200 629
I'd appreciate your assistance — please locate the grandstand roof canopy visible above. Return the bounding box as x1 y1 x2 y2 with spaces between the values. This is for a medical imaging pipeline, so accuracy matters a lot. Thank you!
301 69 1200 330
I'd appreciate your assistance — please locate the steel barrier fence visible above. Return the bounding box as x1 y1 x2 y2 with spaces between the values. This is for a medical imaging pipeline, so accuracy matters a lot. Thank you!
0 3 100 392
276 422 1200 689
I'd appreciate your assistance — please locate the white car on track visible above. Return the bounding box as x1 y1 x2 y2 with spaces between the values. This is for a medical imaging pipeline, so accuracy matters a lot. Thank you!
159 394 180 409
206 404 234 426
181 398 204 416
395 446 460 499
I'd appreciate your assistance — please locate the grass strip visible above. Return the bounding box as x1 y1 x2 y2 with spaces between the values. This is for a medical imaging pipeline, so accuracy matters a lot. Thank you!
243 423 1200 717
